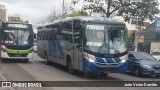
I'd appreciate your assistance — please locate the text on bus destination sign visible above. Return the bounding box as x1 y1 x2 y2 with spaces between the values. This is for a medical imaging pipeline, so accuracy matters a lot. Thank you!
8 24 29 28
86 25 104 30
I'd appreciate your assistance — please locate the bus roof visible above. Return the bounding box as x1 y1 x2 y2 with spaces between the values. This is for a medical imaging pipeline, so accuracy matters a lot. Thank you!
38 16 125 29
63 16 125 24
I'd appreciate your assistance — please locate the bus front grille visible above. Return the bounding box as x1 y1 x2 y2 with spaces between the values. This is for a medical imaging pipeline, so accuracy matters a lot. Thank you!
7 53 28 57
97 68 119 72
5 45 32 50
96 63 119 66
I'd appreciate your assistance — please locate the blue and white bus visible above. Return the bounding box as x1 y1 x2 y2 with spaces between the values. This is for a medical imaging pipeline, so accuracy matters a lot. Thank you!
37 16 128 75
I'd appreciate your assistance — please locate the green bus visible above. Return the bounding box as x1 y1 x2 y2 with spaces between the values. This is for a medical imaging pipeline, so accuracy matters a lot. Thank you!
0 22 34 62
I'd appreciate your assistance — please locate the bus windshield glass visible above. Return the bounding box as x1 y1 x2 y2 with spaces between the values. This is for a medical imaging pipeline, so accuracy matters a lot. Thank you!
84 23 127 54
3 30 32 45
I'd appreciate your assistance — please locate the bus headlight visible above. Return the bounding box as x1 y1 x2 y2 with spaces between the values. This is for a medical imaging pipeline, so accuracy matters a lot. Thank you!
29 47 34 53
120 59 126 63
120 54 128 63
84 52 96 63
88 58 95 62
1 45 6 52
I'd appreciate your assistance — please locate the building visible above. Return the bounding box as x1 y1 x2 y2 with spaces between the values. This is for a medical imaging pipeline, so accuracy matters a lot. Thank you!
137 19 160 53
8 14 28 23
0 5 7 22
8 14 21 22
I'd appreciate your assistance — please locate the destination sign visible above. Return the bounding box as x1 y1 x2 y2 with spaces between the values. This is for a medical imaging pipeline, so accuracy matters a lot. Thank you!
86 25 105 30
7 24 29 28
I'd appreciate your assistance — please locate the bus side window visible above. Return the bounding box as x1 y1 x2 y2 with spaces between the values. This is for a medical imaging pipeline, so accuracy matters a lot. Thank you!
48 30 52 40
44 31 48 40
56 23 64 40
41 31 45 40
63 21 72 42
52 28 57 40
50 24 57 40
37 32 40 40
45 31 49 40
39 32 42 40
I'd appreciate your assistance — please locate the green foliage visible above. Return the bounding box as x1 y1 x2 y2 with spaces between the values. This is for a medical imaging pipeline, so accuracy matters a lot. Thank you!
75 0 160 25
66 10 88 17
118 0 160 24
82 0 131 17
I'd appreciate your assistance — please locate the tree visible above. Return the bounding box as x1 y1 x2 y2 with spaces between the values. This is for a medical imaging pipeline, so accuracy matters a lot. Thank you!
38 1 88 25
118 0 159 24
78 0 159 23
66 10 88 17
81 0 131 17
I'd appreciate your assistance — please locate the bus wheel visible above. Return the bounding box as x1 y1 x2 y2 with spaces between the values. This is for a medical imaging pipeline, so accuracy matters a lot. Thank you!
45 53 50 65
67 60 74 74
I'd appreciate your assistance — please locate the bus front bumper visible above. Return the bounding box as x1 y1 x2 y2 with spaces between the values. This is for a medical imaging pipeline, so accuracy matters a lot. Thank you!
83 58 128 74
1 51 34 59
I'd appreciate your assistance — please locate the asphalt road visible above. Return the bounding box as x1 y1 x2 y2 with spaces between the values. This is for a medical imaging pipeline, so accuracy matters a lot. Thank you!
0 53 160 90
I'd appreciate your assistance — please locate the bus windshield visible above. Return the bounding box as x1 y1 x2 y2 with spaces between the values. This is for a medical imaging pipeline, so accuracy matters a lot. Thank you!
3 30 32 46
84 23 127 54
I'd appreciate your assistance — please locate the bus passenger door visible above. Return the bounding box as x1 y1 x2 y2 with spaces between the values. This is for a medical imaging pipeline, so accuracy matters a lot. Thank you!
72 20 83 71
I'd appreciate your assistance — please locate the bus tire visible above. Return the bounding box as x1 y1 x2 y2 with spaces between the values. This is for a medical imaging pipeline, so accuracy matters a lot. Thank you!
45 52 50 65
67 59 74 74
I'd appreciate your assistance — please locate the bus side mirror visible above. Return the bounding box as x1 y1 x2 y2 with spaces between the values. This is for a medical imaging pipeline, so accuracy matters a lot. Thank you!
129 56 134 60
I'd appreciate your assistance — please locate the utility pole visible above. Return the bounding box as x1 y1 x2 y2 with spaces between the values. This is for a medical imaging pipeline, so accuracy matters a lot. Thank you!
62 0 64 19
54 6 55 19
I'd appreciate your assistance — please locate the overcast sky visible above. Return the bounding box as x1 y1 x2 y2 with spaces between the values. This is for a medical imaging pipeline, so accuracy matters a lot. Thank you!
0 0 160 24
0 0 71 24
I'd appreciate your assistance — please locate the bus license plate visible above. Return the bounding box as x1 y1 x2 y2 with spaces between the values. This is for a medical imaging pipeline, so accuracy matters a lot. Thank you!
15 55 21 57
104 71 111 74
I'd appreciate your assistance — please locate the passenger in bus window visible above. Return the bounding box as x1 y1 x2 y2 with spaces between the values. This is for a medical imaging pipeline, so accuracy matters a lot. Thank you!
112 32 125 53
13 38 18 45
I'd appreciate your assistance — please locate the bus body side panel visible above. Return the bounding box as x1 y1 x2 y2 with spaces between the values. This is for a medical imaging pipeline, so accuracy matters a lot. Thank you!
37 40 48 59
48 40 59 64
47 39 83 71
59 40 72 66
48 40 66 65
